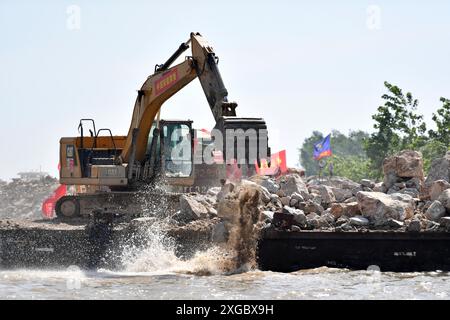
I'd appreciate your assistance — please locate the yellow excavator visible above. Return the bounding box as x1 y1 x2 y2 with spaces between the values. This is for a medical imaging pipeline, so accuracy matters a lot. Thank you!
56 32 270 218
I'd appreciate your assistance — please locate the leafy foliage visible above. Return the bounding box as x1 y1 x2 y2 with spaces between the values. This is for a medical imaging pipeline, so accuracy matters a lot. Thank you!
365 82 427 178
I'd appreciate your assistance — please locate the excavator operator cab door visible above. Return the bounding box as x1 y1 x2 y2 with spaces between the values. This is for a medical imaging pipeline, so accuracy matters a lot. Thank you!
146 120 195 188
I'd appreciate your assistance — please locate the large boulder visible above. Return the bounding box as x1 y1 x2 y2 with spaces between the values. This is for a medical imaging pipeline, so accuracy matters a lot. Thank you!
277 174 309 199
178 194 209 222
356 191 415 225
383 150 424 189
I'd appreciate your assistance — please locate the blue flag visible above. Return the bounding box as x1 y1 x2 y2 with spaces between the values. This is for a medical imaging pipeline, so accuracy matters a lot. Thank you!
313 134 332 160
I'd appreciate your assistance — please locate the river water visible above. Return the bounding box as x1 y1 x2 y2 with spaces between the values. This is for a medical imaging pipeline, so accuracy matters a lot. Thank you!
1 258 450 299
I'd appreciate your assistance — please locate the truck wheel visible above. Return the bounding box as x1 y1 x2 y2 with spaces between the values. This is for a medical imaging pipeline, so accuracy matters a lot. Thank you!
56 197 80 218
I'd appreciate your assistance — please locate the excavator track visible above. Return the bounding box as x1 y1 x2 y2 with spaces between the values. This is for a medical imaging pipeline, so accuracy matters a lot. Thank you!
55 191 182 218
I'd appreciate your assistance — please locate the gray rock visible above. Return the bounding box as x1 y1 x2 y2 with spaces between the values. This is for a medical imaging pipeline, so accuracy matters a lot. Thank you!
331 187 353 202
405 177 422 190
336 216 350 226
425 220 440 231
261 178 280 194
293 210 307 227
303 200 324 214
407 219 421 233
349 216 369 227
373 182 387 193
396 188 420 198
280 196 291 206
361 179 375 189
356 191 415 225
277 174 309 199
291 225 301 232
425 200 447 221
308 185 336 206
178 194 209 222
289 198 299 208
394 182 406 189
386 218 404 229
291 192 304 203
439 216 450 229
438 189 450 212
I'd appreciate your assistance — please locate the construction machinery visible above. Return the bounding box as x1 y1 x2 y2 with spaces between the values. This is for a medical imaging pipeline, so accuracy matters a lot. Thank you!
56 32 270 218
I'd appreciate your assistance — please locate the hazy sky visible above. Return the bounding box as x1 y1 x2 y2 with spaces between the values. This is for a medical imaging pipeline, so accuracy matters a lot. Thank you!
1 0 449 180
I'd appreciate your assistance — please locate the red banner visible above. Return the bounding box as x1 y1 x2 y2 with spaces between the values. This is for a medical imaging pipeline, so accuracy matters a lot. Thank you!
255 150 288 176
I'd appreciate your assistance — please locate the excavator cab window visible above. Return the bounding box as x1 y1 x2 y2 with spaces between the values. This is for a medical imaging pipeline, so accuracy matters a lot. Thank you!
161 122 193 178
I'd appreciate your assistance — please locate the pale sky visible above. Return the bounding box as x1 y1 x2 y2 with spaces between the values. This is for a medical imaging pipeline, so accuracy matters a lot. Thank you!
1 0 449 180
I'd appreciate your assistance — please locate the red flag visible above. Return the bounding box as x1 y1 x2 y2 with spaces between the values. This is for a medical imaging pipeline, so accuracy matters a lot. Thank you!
255 150 288 176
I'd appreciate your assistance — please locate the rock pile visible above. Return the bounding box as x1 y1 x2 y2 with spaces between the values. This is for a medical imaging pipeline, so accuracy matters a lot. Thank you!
0 174 59 219
168 150 450 237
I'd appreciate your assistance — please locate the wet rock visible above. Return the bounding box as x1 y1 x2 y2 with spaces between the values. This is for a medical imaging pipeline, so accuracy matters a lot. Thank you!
360 179 375 189
407 219 421 233
291 225 302 232
211 221 228 243
438 189 450 212
356 191 415 225
349 216 369 227
178 195 209 222
277 174 309 199
430 180 450 201
383 150 424 189
425 200 447 221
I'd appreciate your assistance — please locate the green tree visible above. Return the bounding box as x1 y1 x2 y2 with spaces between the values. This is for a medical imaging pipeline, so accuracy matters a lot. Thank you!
428 97 450 146
365 81 427 178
